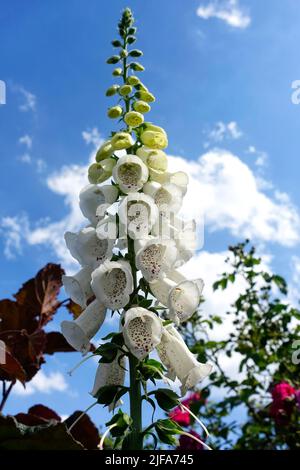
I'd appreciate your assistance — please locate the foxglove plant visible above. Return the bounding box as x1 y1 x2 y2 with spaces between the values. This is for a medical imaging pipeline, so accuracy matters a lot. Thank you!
61 8 212 450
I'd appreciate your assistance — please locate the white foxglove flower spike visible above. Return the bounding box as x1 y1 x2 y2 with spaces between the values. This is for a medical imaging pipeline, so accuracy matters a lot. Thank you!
62 266 93 308
123 307 163 360
113 154 149 193
156 324 212 395
91 260 134 310
118 192 158 240
65 226 115 269
79 184 119 226
135 238 177 282
61 299 106 354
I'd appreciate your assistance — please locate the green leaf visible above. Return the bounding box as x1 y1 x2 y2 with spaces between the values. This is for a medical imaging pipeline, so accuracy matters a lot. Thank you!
153 388 179 411
96 385 124 406
94 342 119 363
106 410 132 437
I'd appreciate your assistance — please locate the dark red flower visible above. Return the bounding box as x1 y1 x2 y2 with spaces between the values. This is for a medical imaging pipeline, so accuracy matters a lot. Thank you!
271 382 295 402
270 382 295 425
177 430 203 450
170 406 190 427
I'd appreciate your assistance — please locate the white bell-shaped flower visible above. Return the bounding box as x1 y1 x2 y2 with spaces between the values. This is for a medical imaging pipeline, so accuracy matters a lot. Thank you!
62 266 93 308
123 307 163 360
112 154 149 193
135 238 177 282
61 299 106 354
143 181 183 217
157 325 212 395
173 219 197 267
65 226 114 269
168 279 204 324
90 352 126 410
150 170 189 196
149 270 185 306
150 271 203 324
118 192 159 240
91 259 134 310
79 184 119 226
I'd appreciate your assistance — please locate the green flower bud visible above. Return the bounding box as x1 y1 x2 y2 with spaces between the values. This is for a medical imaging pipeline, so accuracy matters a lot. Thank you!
107 105 123 118
119 84 133 96
140 130 168 150
106 55 121 64
112 67 123 76
133 100 151 113
120 49 128 58
88 158 116 184
136 83 148 92
129 49 143 57
124 111 144 128
127 36 136 44
144 123 167 136
111 39 122 47
128 27 137 35
129 62 145 72
111 132 134 150
127 75 140 86
105 85 119 96
137 91 155 103
96 140 113 162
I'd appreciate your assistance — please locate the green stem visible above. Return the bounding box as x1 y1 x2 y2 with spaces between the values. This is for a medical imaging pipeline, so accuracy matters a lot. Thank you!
128 353 143 449
127 234 143 449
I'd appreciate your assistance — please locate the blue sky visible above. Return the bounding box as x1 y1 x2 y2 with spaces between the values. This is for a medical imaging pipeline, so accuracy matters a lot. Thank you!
1 0 300 440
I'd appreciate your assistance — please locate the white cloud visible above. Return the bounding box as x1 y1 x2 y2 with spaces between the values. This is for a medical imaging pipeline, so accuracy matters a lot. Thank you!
0 214 29 259
18 153 32 164
197 0 251 29
13 371 68 396
204 121 242 147
16 85 37 112
288 256 300 307
18 153 47 173
19 134 32 149
36 158 47 173
247 145 268 168
82 127 103 147
169 149 300 246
